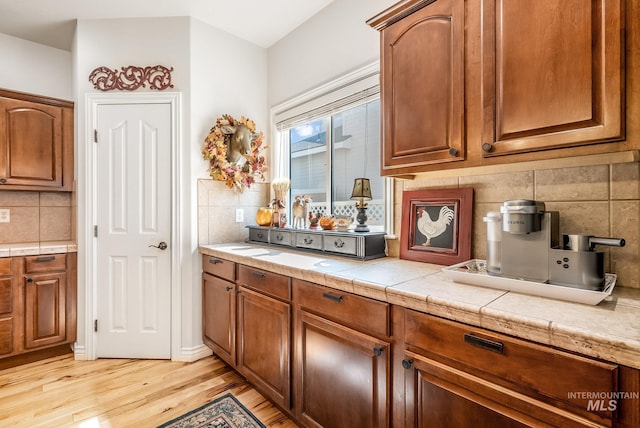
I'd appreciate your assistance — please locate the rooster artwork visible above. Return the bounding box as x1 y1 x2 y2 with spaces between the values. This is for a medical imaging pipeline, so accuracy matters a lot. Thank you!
416 205 455 247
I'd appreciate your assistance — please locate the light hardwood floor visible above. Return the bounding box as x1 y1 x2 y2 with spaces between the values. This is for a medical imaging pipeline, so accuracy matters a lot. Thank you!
0 353 299 427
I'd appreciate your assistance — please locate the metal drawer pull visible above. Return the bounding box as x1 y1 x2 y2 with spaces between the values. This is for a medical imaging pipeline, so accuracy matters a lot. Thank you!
225 286 233 292
322 292 343 303
276 234 284 241
251 272 266 279
402 359 413 369
334 239 345 248
463 333 504 354
303 237 313 244
373 347 383 357
35 256 55 262
208 258 222 265
256 232 264 239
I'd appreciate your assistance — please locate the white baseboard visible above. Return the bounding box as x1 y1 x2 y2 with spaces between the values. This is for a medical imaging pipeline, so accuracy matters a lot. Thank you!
172 344 213 362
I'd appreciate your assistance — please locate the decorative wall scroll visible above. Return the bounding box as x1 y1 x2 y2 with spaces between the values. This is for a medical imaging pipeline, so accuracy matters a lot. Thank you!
89 65 174 91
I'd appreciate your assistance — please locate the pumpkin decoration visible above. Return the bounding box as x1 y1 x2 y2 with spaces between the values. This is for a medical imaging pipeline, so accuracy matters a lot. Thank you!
319 215 335 230
255 207 274 226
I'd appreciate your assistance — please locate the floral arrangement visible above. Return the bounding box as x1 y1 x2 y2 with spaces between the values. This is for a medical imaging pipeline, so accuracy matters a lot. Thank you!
202 114 268 192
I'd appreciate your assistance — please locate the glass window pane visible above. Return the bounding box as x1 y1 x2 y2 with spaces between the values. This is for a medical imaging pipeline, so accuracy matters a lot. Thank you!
331 99 383 230
290 120 328 216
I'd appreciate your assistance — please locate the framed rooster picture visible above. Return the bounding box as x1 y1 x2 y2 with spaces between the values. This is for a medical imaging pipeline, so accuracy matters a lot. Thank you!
399 187 473 265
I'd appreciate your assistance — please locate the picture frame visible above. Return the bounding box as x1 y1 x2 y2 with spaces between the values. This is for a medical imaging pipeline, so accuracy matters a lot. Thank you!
399 187 473 265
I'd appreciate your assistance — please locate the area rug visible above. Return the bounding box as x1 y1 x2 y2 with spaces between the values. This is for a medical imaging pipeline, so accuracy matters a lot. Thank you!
157 393 266 428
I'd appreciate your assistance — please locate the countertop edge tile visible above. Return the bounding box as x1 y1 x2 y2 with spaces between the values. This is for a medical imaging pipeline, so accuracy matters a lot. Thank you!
550 322 640 368
479 306 553 345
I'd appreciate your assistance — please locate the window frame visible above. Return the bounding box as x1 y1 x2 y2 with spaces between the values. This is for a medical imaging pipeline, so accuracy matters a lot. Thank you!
270 62 395 236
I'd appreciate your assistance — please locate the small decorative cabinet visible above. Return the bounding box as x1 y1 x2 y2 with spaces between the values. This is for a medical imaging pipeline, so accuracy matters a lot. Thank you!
245 226 386 260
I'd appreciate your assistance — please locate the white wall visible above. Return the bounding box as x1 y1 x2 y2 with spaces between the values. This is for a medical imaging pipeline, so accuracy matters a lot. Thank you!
267 0 396 107
0 32 72 100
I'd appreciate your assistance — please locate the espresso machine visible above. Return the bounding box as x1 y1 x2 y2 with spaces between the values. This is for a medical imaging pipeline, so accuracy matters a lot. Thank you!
484 200 625 290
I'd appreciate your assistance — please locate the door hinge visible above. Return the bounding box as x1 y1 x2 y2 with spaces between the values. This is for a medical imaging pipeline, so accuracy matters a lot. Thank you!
94 225 98 237
94 319 98 332
94 129 98 143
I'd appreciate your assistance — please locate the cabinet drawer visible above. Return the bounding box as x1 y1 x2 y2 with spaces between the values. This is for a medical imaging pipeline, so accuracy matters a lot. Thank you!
323 235 357 256
295 232 323 250
238 265 290 302
0 258 10 276
202 255 236 281
24 254 66 274
293 279 390 337
249 227 269 243
270 229 293 247
405 311 618 415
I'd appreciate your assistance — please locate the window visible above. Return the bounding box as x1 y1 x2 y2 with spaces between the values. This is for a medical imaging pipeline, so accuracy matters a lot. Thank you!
272 63 390 233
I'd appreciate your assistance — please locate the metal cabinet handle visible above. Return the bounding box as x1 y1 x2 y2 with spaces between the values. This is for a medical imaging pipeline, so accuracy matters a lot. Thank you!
373 347 383 357
402 359 413 369
482 142 494 153
276 234 284 241
322 292 343 303
208 258 222 265
303 237 313 244
0 178 6 184
463 333 504 354
334 239 345 248
448 147 458 156
26 278 33 283
35 256 55 262
225 286 233 292
256 232 264 239
251 272 266 279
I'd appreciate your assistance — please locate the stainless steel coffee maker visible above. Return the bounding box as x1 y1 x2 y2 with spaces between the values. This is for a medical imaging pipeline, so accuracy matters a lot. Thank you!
498 199 560 283
484 199 625 290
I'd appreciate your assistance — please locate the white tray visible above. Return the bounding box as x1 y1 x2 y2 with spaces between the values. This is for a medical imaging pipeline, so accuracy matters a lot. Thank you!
441 260 616 305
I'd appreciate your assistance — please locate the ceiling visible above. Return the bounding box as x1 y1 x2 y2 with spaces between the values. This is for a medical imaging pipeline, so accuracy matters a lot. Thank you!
0 0 335 51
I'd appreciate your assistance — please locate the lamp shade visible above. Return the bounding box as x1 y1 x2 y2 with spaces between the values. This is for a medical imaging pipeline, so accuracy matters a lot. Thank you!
351 178 372 200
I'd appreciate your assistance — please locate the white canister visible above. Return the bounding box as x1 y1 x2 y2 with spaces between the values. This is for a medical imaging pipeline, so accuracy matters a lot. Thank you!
483 211 502 275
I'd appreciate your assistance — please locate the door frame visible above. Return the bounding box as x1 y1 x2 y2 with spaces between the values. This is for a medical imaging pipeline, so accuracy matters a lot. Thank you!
82 92 182 360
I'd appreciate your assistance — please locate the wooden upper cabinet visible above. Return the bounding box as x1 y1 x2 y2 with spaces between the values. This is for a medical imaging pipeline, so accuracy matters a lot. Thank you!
368 0 466 175
370 0 632 175
0 88 74 191
481 0 624 156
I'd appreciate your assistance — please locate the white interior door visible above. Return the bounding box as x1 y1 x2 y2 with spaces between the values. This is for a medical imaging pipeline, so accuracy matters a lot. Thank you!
95 102 172 359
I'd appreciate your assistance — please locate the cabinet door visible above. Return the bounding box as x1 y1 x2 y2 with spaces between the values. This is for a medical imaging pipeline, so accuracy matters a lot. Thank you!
378 0 465 173
202 273 236 366
294 310 389 428
24 272 67 349
237 286 291 410
0 277 13 356
0 98 64 188
481 0 624 156
403 351 604 428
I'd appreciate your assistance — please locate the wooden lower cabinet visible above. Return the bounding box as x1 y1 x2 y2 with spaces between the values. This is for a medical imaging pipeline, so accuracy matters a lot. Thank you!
201 256 640 428
237 286 290 410
202 272 236 366
0 253 77 365
0 258 15 356
24 271 67 349
294 309 389 428
404 352 605 427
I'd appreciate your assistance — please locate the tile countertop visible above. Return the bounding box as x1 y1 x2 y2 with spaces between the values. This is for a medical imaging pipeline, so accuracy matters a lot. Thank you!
0 241 78 257
200 243 640 370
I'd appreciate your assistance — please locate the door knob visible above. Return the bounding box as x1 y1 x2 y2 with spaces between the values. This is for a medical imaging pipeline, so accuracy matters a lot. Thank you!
149 241 168 250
